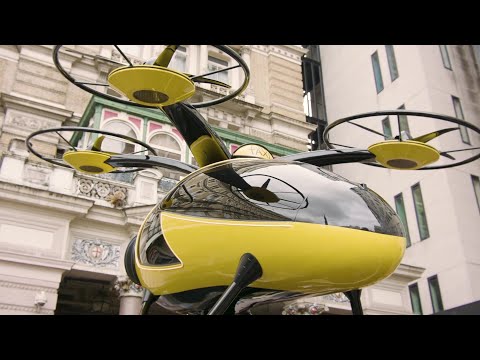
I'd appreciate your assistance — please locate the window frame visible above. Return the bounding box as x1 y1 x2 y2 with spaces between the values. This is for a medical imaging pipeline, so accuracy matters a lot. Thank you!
452 96 471 145
371 51 384 94
382 116 393 140
385 45 399 81
394 193 411 247
439 45 452 70
409 283 423 315
428 275 444 313
411 182 430 240
472 175 480 213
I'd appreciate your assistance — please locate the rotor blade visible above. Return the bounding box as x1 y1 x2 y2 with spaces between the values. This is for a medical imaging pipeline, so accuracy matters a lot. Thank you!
154 45 179 67
106 154 197 175
329 142 355 149
440 153 456 160
412 127 459 143
279 149 375 167
261 178 271 189
348 121 392 139
189 76 231 88
90 136 104 152
442 146 480 154
113 46 133 67
162 103 231 167
74 81 110 87
189 65 241 81
56 131 77 151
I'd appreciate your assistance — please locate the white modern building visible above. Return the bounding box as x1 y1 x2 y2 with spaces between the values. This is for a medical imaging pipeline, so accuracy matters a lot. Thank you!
316 45 480 314
0 45 423 315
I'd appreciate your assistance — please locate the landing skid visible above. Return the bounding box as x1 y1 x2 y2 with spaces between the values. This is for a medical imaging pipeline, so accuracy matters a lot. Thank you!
344 289 364 315
208 253 263 315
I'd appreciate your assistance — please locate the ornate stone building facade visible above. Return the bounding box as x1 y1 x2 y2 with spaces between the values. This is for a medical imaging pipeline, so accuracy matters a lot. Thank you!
0 45 421 315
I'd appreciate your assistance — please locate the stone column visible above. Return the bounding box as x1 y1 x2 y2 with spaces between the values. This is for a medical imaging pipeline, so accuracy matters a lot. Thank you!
114 276 144 315
239 46 254 102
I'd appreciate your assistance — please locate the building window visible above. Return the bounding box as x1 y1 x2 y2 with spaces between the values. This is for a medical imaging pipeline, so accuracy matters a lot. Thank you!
394 193 411 247
101 121 137 154
149 133 182 161
382 117 393 140
170 46 187 73
371 51 384 93
385 45 399 81
207 55 229 84
472 175 480 213
409 283 423 315
397 104 410 134
452 96 470 144
150 133 183 180
439 45 452 70
412 183 430 240
428 275 444 313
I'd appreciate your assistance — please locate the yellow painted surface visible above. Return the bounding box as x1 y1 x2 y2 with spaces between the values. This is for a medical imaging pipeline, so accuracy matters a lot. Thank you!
108 66 195 107
136 212 406 296
63 150 115 174
369 140 440 169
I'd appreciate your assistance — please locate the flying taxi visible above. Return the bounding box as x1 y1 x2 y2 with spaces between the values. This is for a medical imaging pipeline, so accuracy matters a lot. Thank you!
26 45 480 315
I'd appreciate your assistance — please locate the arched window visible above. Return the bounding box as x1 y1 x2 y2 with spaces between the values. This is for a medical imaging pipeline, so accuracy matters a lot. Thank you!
149 133 182 161
101 120 138 154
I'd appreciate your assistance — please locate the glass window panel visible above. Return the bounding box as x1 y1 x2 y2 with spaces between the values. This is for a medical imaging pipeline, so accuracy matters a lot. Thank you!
439 45 452 70
386 45 399 81
395 193 411 247
207 55 229 84
409 283 423 315
371 51 384 93
412 183 430 240
397 104 410 134
102 121 137 154
452 96 470 144
472 175 480 213
382 117 393 140
428 275 444 313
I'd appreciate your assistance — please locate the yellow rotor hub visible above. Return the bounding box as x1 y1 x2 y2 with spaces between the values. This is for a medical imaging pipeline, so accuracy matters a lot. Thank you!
63 150 116 174
108 66 196 107
368 140 440 170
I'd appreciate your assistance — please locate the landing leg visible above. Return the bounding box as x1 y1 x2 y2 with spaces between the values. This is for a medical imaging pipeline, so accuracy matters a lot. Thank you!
344 289 364 315
208 253 263 315
140 289 159 315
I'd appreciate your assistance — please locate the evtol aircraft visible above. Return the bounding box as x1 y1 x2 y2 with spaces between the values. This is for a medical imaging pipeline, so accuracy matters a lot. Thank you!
26 45 480 315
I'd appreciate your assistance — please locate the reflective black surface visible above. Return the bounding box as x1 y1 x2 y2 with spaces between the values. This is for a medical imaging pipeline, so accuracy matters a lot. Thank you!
161 159 404 236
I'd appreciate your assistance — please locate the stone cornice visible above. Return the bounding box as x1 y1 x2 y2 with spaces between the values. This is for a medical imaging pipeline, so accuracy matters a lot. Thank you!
0 92 73 122
0 180 94 215
0 280 58 294
0 250 74 271
84 205 129 226
390 263 425 281
264 111 317 131
0 304 54 315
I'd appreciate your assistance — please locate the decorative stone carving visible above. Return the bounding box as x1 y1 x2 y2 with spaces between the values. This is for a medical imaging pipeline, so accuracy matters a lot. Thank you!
282 302 329 315
114 275 143 297
5 114 58 132
71 239 120 267
75 177 128 207
320 293 350 303
111 49 144 66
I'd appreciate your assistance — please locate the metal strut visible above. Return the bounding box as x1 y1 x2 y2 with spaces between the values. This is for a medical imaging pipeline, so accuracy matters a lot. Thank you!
208 253 263 315
344 289 364 315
